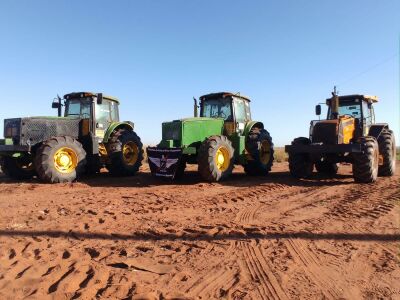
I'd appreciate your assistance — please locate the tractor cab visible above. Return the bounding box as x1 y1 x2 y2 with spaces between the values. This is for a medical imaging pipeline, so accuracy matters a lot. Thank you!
199 92 251 135
53 92 120 139
315 94 377 138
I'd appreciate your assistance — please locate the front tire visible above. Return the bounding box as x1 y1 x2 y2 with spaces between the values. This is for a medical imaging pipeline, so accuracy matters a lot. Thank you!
107 129 143 176
35 136 86 183
288 137 313 178
0 155 36 180
378 129 396 176
198 135 234 182
244 127 274 176
352 136 379 183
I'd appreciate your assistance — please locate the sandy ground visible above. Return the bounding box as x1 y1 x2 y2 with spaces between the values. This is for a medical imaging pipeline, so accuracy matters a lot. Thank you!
0 162 399 300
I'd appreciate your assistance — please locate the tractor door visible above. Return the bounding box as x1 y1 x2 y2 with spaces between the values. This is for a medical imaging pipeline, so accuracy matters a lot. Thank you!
94 100 120 139
362 101 374 136
232 97 251 135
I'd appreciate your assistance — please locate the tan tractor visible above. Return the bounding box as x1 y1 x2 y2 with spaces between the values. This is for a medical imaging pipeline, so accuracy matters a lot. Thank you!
285 91 396 183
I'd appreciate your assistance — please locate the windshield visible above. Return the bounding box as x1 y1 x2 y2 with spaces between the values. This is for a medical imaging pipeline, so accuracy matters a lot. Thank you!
328 100 361 119
65 97 92 118
201 98 233 121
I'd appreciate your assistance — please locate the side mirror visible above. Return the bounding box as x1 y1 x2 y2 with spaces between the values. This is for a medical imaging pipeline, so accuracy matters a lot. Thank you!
315 104 321 116
97 93 103 105
52 102 61 109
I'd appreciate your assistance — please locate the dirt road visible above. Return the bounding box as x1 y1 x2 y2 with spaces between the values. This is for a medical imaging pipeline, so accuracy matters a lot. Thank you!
0 162 399 299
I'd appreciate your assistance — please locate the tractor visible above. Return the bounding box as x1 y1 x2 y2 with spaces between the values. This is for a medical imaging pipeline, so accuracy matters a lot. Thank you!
0 92 143 183
147 92 274 181
285 90 396 183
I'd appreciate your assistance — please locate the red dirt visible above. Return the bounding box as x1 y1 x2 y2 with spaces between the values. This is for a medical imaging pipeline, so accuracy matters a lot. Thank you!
0 162 399 299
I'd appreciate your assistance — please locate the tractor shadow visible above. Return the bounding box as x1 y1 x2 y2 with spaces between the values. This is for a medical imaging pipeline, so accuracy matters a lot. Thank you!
0 166 356 188
0 228 398 243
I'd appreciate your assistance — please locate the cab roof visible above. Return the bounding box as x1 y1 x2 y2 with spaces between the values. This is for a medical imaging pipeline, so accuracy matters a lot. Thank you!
64 92 120 104
200 92 251 102
326 94 378 103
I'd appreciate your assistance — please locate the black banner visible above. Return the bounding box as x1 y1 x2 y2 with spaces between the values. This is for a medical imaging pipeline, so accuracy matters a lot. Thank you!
147 147 183 179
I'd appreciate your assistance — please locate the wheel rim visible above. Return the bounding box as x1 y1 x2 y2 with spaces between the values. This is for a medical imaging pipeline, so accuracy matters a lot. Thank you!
54 147 78 173
215 146 230 171
122 142 139 166
260 140 271 164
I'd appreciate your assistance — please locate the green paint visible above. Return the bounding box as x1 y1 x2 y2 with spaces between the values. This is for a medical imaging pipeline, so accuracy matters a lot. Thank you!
102 121 134 143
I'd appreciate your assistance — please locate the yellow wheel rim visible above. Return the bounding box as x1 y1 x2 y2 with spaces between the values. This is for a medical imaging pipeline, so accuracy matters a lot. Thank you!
53 147 78 174
215 146 230 172
260 140 272 164
123 142 139 166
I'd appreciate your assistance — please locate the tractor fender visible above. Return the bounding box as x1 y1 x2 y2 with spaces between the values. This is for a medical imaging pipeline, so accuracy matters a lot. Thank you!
243 121 264 138
103 121 135 143
368 123 389 139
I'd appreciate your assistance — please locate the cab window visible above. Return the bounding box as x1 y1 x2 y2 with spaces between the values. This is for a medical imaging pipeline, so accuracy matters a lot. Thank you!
233 98 251 123
202 98 233 121
65 98 91 118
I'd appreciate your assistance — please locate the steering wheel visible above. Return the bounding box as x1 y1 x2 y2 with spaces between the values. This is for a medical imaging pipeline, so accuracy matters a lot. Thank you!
219 111 226 118
81 113 90 119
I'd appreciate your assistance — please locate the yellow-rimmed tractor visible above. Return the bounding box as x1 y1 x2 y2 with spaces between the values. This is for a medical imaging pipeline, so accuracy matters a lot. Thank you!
147 92 274 181
0 92 143 183
285 91 396 183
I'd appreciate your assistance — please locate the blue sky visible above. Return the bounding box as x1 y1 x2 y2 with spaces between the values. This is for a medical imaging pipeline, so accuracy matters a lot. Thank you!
0 0 399 146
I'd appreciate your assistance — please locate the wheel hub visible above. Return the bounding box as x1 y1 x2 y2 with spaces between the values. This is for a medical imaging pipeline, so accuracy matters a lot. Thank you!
260 140 271 164
123 142 139 166
54 147 78 173
215 147 230 171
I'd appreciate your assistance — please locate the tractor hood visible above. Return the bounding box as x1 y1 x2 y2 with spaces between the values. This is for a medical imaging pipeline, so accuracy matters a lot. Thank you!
159 117 224 148
3 117 82 146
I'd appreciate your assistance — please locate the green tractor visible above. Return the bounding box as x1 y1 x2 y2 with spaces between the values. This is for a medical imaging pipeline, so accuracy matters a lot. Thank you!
0 92 143 183
147 92 274 181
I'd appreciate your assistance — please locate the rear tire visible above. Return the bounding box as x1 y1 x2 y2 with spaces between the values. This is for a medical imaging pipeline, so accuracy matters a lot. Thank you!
0 155 36 180
288 137 313 178
107 129 143 176
244 127 274 176
35 136 86 183
315 160 338 175
378 129 396 176
352 136 379 183
198 135 234 182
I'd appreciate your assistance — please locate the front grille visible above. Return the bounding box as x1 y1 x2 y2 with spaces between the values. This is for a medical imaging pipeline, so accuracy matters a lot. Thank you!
20 117 80 145
312 121 338 144
162 121 181 141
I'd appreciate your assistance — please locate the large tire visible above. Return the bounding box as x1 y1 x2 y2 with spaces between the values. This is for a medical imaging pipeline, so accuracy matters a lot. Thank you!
378 129 396 176
0 155 36 180
315 160 338 175
198 135 234 182
35 136 87 183
352 136 379 183
244 127 274 176
107 129 143 176
288 137 313 178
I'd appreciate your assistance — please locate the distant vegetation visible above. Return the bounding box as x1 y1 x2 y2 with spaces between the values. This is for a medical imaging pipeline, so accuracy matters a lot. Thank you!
397 147 400 161
274 147 288 162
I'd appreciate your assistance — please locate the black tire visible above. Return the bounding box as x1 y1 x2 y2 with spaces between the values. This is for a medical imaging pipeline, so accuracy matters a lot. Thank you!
174 157 187 179
35 136 87 183
288 137 313 178
198 135 234 182
107 129 143 176
0 155 36 180
378 129 396 176
352 136 379 183
315 160 338 175
244 127 274 176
